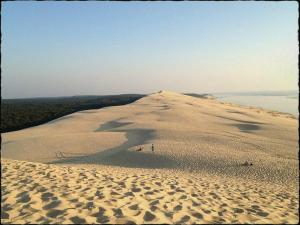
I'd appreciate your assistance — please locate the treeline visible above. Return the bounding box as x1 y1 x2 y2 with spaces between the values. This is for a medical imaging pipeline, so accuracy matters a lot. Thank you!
1 94 145 133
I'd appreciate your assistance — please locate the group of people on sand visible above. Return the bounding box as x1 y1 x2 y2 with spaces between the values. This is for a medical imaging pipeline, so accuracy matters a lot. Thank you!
136 144 154 153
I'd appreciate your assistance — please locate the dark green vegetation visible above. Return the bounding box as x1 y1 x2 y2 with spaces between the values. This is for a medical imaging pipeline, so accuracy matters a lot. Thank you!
1 94 145 133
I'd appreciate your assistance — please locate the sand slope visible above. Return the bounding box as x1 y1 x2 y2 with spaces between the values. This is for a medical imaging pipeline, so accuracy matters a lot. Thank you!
1 90 299 224
1 159 299 224
2 91 298 185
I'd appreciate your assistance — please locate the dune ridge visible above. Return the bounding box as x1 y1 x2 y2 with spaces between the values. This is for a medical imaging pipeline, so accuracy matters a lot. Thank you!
1 90 299 224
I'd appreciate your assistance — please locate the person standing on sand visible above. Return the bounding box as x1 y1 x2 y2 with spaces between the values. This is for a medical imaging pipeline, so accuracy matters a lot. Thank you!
151 144 154 153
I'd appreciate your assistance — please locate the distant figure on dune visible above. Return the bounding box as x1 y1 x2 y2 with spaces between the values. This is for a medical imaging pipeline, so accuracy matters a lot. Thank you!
242 161 253 166
151 144 154 153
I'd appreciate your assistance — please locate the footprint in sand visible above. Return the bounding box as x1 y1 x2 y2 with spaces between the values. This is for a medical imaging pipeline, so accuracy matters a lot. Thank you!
36 186 47 193
150 205 158 212
256 211 269 217
131 187 142 192
41 192 54 201
70 216 86 224
251 205 260 209
91 207 106 218
118 182 126 188
69 198 79 203
46 209 64 218
174 205 182 211
145 191 154 195
176 188 185 193
143 211 156 222
95 213 109 223
233 208 244 214
164 212 173 219
36 216 51 223
179 195 187 199
190 199 200 206
113 208 124 218
43 200 61 210
177 215 190 223
16 192 31 203
1 211 10 220
86 201 94 210
203 209 211 214
129 204 139 210
150 200 159 206
192 212 203 219
170 185 176 190
124 192 134 197
111 191 120 196
2 204 13 213
75 202 84 208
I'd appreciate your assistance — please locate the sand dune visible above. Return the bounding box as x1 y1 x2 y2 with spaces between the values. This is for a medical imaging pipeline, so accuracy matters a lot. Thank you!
1 90 299 224
1 159 298 224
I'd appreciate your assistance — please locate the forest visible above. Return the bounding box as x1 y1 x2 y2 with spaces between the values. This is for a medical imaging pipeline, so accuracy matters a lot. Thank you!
1 94 145 133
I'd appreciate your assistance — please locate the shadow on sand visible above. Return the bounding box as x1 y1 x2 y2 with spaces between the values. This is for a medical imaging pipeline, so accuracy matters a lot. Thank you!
48 119 259 171
49 120 177 169
215 115 266 133
232 123 261 133
95 121 134 132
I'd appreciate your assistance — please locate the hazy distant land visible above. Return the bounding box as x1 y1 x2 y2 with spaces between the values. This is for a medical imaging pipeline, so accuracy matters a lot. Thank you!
214 90 298 117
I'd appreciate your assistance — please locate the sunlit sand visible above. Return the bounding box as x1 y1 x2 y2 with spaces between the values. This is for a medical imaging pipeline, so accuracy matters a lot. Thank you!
1 91 298 224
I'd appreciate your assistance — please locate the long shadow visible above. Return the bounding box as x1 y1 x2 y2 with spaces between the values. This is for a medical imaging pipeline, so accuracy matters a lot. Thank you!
48 120 178 169
47 119 262 171
232 123 261 133
95 121 133 132
49 129 177 169
214 115 266 133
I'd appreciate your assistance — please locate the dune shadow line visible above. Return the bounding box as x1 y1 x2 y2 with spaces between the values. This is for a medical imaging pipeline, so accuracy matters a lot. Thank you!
49 120 177 169
95 121 133 132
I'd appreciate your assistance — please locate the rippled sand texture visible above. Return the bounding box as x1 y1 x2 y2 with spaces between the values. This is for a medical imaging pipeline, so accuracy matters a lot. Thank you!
1 159 298 224
1 91 299 224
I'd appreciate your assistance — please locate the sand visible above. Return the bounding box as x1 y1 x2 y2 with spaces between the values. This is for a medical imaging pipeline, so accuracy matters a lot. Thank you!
1 90 299 224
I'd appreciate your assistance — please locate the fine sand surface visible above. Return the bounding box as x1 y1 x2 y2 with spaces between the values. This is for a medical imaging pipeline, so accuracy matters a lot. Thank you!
1 90 299 224
1 159 298 224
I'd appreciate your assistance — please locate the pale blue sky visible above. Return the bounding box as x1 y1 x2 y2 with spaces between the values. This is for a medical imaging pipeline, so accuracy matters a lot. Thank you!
2 1 298 98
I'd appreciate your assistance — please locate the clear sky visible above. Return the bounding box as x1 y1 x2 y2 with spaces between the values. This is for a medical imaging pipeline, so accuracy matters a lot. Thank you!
2 1 298 98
